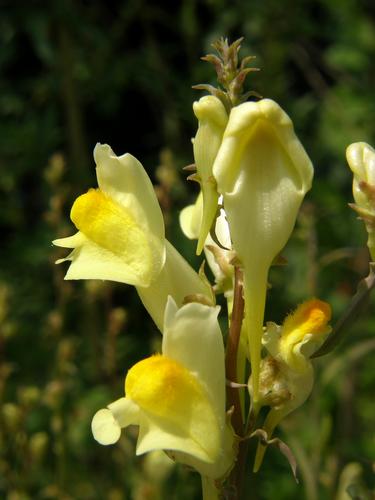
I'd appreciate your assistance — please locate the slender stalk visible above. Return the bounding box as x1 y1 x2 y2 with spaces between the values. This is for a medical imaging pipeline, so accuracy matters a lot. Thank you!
225 266 244 434
225 266 248 498
201 476 220 500
57 18 89 177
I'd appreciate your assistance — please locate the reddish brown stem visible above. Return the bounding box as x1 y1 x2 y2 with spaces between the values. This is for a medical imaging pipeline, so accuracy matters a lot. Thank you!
225 266 245 434
225 267 247 499
225 267 248 498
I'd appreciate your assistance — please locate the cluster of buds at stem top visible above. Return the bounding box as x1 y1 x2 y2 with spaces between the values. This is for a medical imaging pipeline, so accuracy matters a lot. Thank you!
193 37 260 112
346 142 375 262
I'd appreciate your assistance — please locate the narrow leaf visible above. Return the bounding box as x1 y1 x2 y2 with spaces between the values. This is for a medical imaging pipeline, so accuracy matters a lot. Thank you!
312 263 375 358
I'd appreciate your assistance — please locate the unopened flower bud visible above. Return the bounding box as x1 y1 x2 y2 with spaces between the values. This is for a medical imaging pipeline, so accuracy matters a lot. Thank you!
346 142 375 260
193 96 228 254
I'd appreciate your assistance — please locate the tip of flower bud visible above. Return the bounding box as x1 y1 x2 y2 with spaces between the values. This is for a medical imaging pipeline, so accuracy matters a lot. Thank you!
193 95 228 129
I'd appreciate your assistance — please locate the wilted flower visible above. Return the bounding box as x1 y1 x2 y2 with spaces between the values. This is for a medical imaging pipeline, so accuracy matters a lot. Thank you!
212 99 314 401
250 299 332 470
92 298 235 498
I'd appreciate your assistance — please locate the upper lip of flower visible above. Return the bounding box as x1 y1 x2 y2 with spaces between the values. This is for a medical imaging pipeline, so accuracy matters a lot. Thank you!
53 143 166 287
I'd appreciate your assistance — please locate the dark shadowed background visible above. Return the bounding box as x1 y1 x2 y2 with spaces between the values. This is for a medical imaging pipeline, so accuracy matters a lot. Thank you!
0 1 374 498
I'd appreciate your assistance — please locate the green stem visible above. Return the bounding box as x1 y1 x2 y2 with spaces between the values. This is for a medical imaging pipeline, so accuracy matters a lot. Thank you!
57 19 89 177
243 267 268 403
201 476 219 500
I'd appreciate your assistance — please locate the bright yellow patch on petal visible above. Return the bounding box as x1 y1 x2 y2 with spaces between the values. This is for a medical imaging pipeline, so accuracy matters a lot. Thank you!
126 354 204 418
125 354 221 462
280 299 331 370
71 189 154 281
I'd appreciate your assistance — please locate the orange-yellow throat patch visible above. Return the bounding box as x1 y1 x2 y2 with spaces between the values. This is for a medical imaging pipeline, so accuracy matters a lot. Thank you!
280 299 332 370
125 354 205 418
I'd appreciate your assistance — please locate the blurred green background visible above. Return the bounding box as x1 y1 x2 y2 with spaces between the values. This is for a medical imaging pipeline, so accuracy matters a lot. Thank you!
0 1 374 499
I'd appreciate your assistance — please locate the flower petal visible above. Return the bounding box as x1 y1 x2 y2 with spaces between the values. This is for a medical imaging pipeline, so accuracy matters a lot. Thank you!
91 397 140 445
346 142 375 184
91 408 121 445
53 144 167 287
94 144 165 242
179 192 203 240
136 414 215 463
125 355 221 463
136 240 212 331
53 231 86 249
162 298 225 428
213 99 313 195
56 236 153 286
108 397 140 427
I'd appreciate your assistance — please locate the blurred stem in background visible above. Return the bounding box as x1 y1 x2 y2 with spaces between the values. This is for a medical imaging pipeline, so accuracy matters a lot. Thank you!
57 21 90 177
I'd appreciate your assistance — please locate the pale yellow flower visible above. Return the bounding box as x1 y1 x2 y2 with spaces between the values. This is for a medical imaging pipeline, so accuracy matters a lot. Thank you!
92 298 235 499
212 99 314 401
53 144 211 330
53 143 165 287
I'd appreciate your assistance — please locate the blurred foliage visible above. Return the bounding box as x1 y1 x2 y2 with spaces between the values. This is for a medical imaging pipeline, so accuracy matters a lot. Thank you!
0 0 374 498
